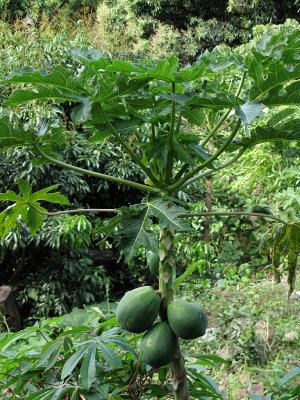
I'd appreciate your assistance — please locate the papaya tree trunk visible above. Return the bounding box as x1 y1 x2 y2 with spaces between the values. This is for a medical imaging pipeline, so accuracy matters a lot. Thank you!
159 227 190 400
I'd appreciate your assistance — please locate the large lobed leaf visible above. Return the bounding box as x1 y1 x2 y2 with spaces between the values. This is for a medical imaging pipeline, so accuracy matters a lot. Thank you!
119 197 190 264
0 180 70 239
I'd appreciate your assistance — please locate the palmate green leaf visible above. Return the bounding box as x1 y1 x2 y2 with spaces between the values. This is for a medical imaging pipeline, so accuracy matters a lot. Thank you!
70 95 93 123
119 207 157 264
185 89 240 109
248 60 300 106
3 66 84 106
247 30 300 106
26 205 43 235
0 116 38 151
182 107 205 125
30 184 70 204
119 198 190 263
229 123 300 150
131 54 179 83
0 204 28 239
0 180 70 239
0 116 66 154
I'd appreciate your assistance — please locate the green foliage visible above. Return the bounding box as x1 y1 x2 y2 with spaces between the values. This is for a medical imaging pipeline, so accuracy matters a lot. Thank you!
0 179 69 238
0 311 225 398
0 25 300 400
260 221 300 296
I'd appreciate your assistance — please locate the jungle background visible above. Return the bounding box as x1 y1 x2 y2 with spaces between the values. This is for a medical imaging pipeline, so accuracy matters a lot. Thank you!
0 1 299 399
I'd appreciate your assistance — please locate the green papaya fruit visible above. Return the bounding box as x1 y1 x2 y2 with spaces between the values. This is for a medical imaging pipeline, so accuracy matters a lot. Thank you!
116 286 161 333
140 322 177 368
167 299 207 339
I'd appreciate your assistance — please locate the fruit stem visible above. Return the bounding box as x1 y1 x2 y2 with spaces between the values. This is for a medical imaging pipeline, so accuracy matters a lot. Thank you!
158 227 190 400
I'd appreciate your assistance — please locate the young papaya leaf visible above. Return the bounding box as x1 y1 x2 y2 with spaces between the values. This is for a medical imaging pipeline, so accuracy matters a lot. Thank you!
80 343 97 390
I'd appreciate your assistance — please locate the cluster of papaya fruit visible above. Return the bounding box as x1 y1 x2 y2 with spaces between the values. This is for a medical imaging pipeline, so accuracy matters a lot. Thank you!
116 286 208 368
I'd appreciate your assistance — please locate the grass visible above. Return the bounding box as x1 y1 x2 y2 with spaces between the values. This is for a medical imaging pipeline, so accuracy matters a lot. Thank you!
179 274 300 399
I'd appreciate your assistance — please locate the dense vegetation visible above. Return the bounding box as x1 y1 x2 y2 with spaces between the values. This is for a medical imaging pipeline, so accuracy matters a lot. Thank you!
0 3 299 399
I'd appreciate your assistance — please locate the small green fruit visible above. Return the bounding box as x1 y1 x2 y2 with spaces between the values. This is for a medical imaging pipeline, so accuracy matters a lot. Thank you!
140 322 177 368
116 286 161 333
167 299 207 339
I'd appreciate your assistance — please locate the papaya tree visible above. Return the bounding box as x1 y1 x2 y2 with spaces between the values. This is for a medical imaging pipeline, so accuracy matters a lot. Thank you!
0 30 300 399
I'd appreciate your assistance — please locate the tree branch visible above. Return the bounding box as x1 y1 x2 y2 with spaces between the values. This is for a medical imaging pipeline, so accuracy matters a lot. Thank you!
201 71 246 147
29 203 118 216
168 119 242 193
177 211 291 226
33 143 158 193
179 147 247 189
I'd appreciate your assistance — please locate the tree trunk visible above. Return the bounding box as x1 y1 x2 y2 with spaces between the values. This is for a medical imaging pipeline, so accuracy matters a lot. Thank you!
0 286 22 331
159 228 190 400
